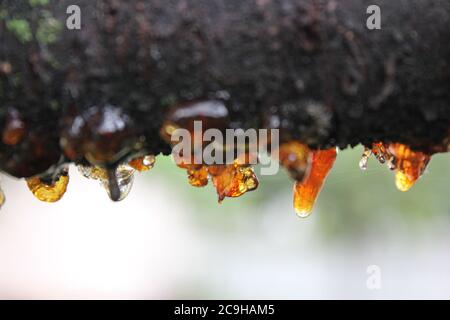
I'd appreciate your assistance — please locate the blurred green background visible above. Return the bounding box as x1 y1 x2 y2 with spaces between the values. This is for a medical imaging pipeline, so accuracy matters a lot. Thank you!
0 145 449 299
160 145 450 239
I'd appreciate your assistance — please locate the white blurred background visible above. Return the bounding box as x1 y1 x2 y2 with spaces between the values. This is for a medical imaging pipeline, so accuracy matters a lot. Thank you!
0 146 449 299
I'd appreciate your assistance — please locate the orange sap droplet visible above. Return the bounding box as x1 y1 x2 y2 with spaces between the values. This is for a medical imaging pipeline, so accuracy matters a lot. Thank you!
128 155 156 172
208 161 259 203
388 143 430 192
293 148 337 217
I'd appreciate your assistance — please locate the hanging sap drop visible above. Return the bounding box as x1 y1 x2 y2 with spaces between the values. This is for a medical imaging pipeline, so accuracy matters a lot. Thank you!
359 147 372 171
293 148 337 217
395 171 415 192
78 164 135 201
0 185 5 209
209 162 259 203
173 154 258 201
105 166 135 201
388 143 430 192
26 171 70 203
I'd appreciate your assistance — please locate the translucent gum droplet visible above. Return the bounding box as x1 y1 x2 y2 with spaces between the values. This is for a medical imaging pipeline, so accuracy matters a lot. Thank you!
361 142 395 171
78 164 135 201
26 172 70 203
359 148 372 171
294 148 337 218
78 165 108 180
105 166 134 201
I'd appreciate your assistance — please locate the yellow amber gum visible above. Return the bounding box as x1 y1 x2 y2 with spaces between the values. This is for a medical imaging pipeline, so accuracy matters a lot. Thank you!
26 175 69 203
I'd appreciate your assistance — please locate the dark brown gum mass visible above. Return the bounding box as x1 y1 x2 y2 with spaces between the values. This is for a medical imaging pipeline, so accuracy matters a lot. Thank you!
0 107 62 178
2 108 26 146
160 99 231 143
60 104 141 167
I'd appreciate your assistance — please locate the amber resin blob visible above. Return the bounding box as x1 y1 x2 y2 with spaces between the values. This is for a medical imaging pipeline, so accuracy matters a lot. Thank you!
389 143 430 192
359 142 431 192
26 168 70 203
160 99 260 202
58 103 157 203
176 158 259 203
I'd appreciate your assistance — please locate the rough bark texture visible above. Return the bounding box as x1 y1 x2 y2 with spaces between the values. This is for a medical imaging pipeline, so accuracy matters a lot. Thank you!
0 0 449 179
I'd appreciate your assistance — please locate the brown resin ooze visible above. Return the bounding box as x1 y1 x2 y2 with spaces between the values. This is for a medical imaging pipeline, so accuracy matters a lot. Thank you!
208 162 259 203
0 108 61 179
26 174 70 203
161 100 230 140
0 134 61 179
160 100 231 151
294 148 337 217
277 141 311 182
388 143 430 192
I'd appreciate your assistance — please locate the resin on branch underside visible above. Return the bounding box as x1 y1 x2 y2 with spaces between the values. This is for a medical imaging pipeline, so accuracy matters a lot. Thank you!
0 0 449 216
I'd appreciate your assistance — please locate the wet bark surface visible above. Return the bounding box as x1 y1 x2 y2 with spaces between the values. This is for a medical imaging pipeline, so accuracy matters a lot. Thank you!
0 0 449 179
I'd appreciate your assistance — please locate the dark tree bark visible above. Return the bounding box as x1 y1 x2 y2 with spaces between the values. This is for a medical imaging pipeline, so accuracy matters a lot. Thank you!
0 0 449 178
